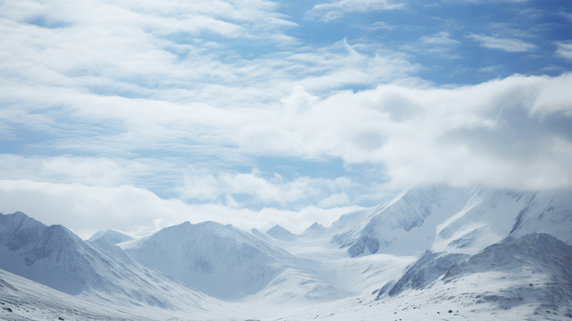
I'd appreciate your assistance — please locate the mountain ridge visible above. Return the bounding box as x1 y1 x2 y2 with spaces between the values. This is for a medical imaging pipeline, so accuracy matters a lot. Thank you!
2 185 572 320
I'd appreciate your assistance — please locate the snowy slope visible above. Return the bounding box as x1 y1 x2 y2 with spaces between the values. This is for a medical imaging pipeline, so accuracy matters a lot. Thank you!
0 267 146 321
0 212 228 313
88 229 133 244
315 186 572 258
123 221 299 299
0 211 109 295
2 185 572 321
301 222 326 236
374 233 572 318
443 232 572 313
315 186 473 256
434 188 572 254
0 266 246 321
266 224 297 241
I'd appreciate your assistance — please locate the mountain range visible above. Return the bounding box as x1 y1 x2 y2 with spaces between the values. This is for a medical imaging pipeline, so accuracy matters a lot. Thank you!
1 185 572 320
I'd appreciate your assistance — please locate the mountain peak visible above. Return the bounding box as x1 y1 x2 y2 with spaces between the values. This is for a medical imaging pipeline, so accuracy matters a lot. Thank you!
124 220 289 299
301 222 326 237
309 222 325 230
266 224 296 241
88 229 133 244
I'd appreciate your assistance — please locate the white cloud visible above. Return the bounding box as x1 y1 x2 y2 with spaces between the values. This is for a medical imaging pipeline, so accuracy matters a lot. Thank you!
420 32 459 45
529 73 572 116
267 73 572 190
0 155 147 187
0 180 363 239
177 168 356 208
402 31 460 57
478 65 502 73
317 192 351 208
0 35 418 159
6 73 572 194
468 34 536 52
306 0 405 22
555 42 572 60
361 21 397 31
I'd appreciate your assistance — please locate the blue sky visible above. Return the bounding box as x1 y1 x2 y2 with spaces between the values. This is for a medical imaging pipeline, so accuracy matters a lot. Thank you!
1 0 572 238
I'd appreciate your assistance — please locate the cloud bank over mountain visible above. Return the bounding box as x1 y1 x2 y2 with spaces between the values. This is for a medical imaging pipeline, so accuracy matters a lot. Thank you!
1 0 571 237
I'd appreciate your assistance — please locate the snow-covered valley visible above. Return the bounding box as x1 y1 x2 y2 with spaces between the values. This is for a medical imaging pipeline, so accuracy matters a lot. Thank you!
1 185 572 320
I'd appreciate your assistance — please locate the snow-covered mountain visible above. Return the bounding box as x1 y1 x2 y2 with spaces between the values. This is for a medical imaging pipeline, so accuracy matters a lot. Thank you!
435 189 572 254
375 233 572 318
310 186 572 258
326 186 473 256
266 224 297 241
1 185 572 320
88 229 133 244
0 212 227 313
0 211 109 295
0 266 243 321
122 221 297 299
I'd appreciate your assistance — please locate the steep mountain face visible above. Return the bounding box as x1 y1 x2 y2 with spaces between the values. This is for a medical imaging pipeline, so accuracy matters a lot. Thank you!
328 186 472 257
375 250 469 297
0 212 105 295
123 221 297 299
376 233 572 316
434 189 572 254
323 187 572 258
0 212 222 311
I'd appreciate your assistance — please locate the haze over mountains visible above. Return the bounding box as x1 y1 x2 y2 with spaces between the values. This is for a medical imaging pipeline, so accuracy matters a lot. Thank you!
1 185 572 320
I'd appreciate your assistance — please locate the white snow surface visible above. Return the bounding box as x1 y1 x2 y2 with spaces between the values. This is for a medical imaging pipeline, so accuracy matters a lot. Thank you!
88 229 133 244
1 185 572 320
434 188 572 254
0 212 229 311
266 224 297 241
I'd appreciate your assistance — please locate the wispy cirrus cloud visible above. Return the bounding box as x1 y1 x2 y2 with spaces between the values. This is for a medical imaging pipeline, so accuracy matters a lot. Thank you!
401 31 460 58
305 0 405 22
468 34 537 52
420 32 459 45
361 21 397 31
555 42 572 60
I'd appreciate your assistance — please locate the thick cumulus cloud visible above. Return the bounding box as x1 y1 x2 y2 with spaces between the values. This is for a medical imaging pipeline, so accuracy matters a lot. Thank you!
276 73 572 189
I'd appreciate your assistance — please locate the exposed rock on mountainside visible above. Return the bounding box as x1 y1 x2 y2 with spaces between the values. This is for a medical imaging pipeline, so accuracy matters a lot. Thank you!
376 233 572 316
